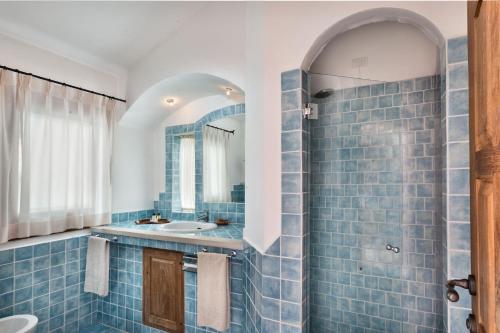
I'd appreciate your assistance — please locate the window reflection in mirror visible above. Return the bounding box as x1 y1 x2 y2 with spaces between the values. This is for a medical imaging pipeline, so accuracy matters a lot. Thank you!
179 135 195 211
172 133 195 213
203 115 245 203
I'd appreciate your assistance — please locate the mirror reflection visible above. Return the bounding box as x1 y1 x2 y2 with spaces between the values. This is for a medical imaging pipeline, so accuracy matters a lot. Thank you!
178 134 195 212
203 115 245 203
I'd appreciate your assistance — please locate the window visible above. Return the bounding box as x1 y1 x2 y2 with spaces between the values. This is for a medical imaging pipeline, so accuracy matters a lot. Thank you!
29 113 95 214
0 70 117 243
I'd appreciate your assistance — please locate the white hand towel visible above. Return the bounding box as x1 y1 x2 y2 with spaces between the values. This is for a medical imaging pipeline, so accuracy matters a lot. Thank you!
84 236 110 297
197 252 230 331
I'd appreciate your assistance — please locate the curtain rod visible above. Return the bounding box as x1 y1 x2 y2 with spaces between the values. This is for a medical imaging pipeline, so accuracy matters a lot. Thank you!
0 64 126 103
206 124 235 134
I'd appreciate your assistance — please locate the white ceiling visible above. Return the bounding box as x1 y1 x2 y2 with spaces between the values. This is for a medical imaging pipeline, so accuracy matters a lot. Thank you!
120 73 244 128
0 1 206 68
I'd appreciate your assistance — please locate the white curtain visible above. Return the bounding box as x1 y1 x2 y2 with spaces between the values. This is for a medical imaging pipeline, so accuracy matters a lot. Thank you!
179 136 195 210
203 126 230 202
0 69 117 243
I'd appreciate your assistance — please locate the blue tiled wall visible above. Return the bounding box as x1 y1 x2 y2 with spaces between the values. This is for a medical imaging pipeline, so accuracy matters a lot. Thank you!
0 237 97 333
112 210 156 224
0 234 245 333
309 74 444 332
443 36 471 333
94 235 245 333
155 104 246 224
244 237 306 333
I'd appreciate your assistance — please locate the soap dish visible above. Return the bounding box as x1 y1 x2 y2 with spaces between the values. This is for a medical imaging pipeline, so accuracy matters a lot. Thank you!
215 218 229 226
135 218 170 225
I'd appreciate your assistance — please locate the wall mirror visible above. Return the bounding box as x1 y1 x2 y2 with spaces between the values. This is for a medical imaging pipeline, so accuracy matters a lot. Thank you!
161 104 245 223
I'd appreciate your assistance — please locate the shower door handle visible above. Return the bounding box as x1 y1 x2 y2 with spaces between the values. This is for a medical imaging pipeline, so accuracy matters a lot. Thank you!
446 274 476 302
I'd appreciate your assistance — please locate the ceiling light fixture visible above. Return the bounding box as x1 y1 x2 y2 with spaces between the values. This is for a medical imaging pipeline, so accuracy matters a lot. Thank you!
163 98 175 106
225 87 233 96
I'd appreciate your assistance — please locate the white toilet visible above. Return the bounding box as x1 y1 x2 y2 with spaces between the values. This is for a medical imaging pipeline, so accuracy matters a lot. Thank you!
0 315 38 333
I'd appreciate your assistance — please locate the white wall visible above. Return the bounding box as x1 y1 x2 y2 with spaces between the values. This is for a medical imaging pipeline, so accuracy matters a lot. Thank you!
0 33 122 97
127 3 246 104
112 126 155 212
310 21 439 93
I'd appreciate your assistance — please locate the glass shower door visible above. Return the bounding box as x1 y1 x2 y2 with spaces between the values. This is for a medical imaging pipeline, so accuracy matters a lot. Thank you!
309 72 405 332
308 72 443 333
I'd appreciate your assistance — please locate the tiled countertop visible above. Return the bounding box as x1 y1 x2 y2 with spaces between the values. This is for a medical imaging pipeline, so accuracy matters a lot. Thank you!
91 220 244 250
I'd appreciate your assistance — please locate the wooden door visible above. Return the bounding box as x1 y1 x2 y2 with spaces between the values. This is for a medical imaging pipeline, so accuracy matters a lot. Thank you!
468 1 500 332
143 248 184 332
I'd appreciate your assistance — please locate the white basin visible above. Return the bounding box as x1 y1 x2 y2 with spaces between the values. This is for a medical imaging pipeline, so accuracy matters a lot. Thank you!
161 221 217 233
0 315 38 333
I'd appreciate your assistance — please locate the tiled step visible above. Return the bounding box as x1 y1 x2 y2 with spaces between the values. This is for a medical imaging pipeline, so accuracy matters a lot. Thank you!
231 183 245 203
232 184 245 191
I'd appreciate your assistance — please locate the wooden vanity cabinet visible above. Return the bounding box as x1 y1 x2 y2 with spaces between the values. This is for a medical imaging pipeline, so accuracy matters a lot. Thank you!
143 248 184 332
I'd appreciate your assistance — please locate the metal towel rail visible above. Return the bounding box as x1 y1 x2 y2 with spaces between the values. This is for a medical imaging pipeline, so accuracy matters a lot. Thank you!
182 248 237 273
88 234 118 242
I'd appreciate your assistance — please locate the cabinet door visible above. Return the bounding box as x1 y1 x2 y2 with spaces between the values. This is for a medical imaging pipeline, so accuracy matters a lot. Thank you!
143 248 184 332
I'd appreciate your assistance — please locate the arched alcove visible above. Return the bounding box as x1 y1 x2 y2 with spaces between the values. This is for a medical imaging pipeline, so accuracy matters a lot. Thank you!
309 20 441 94
121 72 244 129
302 7 446 71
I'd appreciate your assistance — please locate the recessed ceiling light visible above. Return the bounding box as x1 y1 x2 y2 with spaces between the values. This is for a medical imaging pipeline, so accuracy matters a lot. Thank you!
163 98 175 105
225 87 233 96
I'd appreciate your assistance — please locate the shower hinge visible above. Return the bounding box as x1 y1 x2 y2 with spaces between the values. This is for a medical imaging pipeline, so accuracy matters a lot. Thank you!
303 103 318 119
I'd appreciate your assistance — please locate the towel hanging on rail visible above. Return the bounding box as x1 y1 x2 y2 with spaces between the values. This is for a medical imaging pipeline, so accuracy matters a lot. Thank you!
84 236 110 297
197 252 230 331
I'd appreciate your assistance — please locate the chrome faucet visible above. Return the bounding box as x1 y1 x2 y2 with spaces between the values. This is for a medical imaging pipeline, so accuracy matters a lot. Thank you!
196 211 209 222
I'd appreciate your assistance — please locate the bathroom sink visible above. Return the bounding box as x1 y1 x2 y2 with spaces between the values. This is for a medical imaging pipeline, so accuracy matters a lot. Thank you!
0 315 38 333
161 221 217 233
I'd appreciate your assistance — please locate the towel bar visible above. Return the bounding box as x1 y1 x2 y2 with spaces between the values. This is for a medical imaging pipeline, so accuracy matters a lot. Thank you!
185 248 237 259
182 248 238 273
89 234 118 242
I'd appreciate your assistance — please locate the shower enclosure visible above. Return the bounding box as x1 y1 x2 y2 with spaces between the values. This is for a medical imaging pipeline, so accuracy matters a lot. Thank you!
307 72 444 332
